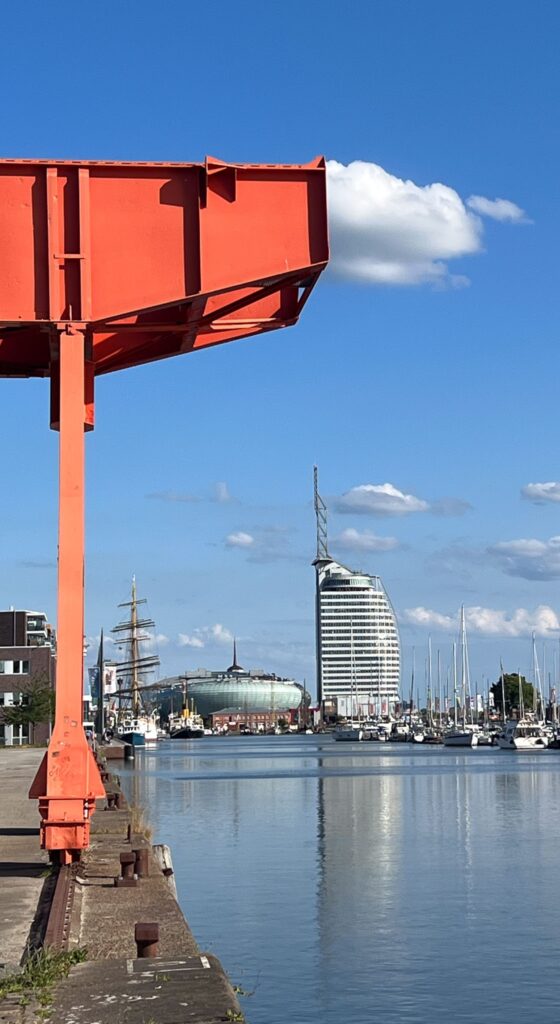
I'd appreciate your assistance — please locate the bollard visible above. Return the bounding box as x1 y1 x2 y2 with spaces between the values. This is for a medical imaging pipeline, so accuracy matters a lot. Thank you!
135 922 159 958
115 791 126 810
114 851 137 887
133 847 149 878
126 823 132 843
106 793 117 811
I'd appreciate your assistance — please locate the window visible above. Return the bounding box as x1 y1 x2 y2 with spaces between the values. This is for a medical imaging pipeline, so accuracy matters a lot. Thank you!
12 661 29 675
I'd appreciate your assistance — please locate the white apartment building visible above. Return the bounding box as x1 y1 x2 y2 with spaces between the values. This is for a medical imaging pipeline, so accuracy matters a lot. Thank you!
315 559 400 716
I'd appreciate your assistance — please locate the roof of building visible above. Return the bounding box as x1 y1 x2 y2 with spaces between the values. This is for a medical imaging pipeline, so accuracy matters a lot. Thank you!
211 706 292 716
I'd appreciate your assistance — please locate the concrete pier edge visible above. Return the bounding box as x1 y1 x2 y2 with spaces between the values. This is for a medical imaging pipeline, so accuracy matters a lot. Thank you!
0 748 243 1024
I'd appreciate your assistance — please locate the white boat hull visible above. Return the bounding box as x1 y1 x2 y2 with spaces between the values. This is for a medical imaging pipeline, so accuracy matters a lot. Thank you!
443 731 478 747
497 720 549 750
334 728 363 742
514 736 548 749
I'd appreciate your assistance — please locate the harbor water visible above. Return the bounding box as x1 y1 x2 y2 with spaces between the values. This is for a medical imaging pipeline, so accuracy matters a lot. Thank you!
120 736 560 1024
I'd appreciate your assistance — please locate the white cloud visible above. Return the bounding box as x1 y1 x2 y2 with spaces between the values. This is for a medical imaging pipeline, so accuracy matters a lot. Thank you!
208 624 234 644
178 623 233 649
467 195 529 223
488 536 560 581
226 531 255 548
403 605 560 638
521 482 560 505
333 528 400 552
143 632 170 650
327 160 476 287
224 525 295 563
402 607 456 631
334 483 429 517
326 159 529 287
178 633 205 649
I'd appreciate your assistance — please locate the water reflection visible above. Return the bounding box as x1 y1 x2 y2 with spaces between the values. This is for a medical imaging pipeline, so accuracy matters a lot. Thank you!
120 738 560 1024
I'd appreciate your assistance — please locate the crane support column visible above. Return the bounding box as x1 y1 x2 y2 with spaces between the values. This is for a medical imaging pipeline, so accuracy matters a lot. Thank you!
30 325 105 862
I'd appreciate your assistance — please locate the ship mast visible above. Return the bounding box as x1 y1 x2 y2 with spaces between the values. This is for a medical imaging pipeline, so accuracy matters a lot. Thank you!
112 576 160 719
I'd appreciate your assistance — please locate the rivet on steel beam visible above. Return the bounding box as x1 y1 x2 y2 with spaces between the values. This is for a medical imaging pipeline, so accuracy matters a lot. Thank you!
135 922 159 958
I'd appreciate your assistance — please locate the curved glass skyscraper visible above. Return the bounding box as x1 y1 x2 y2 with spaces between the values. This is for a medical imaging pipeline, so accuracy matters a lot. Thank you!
315 558 400 715
313 469 400 716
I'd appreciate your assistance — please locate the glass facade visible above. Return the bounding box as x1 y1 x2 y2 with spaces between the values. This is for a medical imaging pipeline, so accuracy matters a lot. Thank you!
186 675 303 718
316 559 400 713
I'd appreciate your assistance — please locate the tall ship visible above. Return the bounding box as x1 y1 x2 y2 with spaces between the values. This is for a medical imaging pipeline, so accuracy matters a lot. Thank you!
110 577 160 746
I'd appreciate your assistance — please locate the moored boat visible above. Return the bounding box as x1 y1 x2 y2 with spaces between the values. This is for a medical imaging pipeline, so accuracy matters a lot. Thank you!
443 728 478 748
496 719 549 750
334 723 364 742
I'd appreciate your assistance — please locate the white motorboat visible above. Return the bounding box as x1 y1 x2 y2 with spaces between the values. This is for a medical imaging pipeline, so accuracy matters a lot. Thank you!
496 720 548 750
334 723 364 742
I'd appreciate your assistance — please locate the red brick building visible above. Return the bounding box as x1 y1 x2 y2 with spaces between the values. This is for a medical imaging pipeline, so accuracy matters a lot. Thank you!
211 708 293 733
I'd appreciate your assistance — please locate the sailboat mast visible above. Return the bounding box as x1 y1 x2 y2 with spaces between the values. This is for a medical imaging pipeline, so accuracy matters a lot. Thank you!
453 641 457 729
500 661 506 726
437 649 442 727
409 647 415 722
536 626 540 716
131 576 140 717
350 619 359 723
461 606 466 727
427 637 433 728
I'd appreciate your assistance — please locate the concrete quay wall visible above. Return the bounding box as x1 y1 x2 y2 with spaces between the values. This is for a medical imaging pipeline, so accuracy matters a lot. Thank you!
0 747 242 1024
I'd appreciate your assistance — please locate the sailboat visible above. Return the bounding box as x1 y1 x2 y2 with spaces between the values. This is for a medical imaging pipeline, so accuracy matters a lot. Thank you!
497 646 549 751
334 621 364 741
423 637 443 744
111 577 161 746
443 607 478 748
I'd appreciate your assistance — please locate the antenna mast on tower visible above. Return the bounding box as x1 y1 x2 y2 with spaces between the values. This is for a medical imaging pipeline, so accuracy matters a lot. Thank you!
314 465 329 560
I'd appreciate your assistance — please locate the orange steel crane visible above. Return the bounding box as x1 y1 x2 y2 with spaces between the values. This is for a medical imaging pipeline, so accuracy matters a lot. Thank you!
0 156 328 861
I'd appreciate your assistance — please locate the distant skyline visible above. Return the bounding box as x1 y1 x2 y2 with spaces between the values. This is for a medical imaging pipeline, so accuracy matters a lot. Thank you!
1 1 559 700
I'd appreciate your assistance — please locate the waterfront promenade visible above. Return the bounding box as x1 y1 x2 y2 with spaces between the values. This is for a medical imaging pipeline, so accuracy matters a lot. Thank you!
0 749 47 972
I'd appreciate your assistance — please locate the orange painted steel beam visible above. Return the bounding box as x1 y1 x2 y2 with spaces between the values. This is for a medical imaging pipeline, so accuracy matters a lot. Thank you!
0 156 328 860
29 327 105 859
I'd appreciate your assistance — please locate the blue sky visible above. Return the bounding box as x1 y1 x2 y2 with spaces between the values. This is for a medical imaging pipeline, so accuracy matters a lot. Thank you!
1 1 559 699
